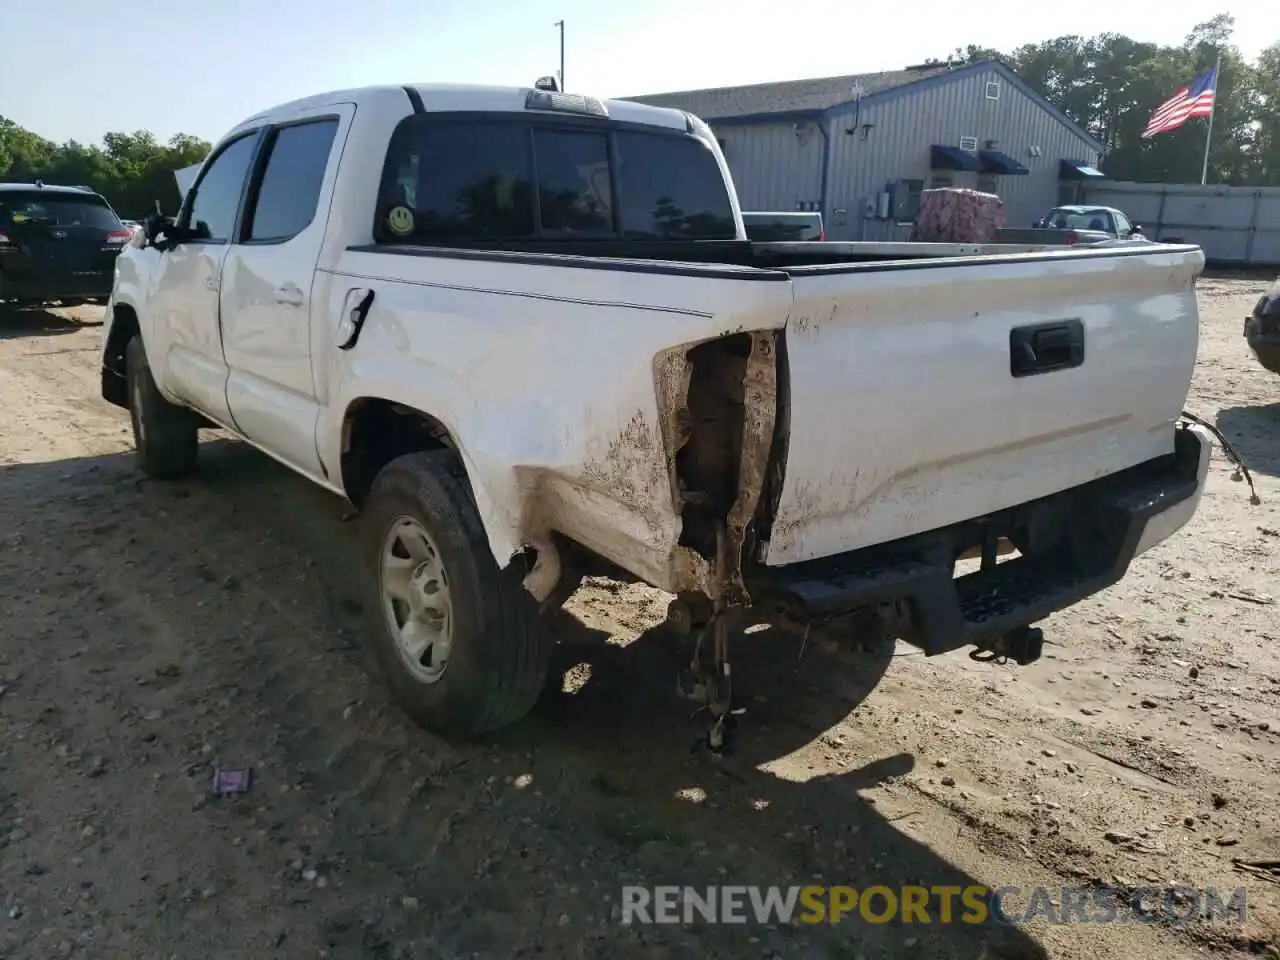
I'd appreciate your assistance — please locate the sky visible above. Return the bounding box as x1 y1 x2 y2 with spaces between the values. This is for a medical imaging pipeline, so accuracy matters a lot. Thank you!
2 0 1276 146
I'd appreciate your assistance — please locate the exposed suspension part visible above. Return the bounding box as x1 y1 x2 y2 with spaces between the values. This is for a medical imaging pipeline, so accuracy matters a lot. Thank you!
661 329 784 753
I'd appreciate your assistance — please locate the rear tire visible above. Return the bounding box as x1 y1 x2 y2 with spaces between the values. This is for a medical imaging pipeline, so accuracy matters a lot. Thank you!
360 450 552 737
126 335 198 479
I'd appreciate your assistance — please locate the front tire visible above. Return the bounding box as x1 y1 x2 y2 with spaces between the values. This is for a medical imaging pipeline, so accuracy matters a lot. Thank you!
360 450 552 737
126 335 198 479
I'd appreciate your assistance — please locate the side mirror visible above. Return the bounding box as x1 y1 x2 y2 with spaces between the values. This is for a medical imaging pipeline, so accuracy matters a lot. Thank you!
1033 218 1046 228
142 209 165 241
146 215 186 251
1131 224 1143 234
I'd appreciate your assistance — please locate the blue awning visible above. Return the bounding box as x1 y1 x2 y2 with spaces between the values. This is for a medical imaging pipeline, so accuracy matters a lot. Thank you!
978 149 1029 175
930 144 981 172
1059 159 1106 180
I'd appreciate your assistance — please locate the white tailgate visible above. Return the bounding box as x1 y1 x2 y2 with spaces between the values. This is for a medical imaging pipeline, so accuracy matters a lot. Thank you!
765 246 1203 567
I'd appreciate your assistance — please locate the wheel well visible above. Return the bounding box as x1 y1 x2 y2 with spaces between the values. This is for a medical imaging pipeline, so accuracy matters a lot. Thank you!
102 304 140 409
341 398 457 506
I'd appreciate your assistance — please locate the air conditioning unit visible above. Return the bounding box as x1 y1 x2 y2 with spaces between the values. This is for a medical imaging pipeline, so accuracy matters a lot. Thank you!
959 136 979 151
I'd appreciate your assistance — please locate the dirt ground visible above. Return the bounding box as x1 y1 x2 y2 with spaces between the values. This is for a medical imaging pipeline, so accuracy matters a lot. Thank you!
0 277 1278 960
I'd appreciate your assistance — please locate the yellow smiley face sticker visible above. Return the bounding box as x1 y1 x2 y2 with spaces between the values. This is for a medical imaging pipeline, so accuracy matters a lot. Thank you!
386 205 415 236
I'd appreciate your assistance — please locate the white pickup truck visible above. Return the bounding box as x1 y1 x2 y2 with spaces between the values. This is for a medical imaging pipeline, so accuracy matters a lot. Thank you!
102 81 1212 744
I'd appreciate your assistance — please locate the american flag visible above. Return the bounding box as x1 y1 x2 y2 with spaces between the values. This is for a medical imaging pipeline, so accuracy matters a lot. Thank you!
1141 65 1218 139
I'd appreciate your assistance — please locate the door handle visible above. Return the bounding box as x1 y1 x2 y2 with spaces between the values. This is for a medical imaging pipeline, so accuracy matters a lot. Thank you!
203 275 219 292
1009 319 1085 377
274 283 305 307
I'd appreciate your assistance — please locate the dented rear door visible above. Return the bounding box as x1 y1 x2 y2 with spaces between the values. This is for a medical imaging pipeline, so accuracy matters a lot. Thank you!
762 245 1204 567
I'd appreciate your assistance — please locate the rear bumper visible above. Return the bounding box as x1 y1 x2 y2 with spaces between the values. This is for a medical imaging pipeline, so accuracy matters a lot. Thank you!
0 269 114 301
746 424 1211 656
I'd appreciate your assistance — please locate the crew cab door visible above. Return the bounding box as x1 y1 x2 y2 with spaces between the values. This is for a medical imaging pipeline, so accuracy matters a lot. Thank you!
150 131 262 423
220 106 350 479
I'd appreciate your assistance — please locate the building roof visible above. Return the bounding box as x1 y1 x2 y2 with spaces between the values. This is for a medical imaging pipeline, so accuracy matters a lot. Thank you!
622 65 953 121
622 59 1106 156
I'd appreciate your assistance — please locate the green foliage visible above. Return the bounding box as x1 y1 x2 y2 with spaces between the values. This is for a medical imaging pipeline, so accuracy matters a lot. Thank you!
955 14 1277 184
0 119 209 218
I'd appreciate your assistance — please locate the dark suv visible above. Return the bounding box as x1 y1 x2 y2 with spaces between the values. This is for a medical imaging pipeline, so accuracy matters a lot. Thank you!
0 182 133 309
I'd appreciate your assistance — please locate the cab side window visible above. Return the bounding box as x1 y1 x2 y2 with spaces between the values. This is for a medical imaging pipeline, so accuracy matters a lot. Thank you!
245 119 339 243
183 134 258 242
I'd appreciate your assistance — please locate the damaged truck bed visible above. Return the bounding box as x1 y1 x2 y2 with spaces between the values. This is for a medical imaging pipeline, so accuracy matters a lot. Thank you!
102 81 1213 744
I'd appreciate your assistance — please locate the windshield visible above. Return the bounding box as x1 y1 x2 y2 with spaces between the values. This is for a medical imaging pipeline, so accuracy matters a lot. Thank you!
1044 209 1112 232
0 192 121 230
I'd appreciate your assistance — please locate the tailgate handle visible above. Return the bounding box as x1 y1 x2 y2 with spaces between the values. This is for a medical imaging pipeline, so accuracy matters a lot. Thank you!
1009 319 1084 378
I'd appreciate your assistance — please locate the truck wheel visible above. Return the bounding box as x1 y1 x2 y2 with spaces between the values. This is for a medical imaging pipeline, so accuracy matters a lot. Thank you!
126 336 198 479
361 450 552 737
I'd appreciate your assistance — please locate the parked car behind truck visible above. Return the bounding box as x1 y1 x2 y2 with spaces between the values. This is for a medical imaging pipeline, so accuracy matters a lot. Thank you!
996 204 1148 246
0 182 133 309
101 81 1213 744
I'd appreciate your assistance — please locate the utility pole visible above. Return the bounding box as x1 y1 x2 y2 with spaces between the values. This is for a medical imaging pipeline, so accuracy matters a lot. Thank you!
1200 50 1222 186
554 20 565 91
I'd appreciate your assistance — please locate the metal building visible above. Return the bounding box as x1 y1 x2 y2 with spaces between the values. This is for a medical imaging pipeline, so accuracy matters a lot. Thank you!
626 60 1107 241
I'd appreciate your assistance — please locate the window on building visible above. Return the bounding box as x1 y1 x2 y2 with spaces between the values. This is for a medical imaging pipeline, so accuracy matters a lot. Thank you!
976 176 998 195
246 119 339 242
892 178 925 223
930 176 953 189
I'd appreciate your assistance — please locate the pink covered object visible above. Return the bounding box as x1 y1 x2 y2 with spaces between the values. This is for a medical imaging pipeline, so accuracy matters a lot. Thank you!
911 187 1005 243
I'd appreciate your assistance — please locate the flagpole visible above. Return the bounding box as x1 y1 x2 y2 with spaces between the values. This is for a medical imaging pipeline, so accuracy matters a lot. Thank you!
1200 51 1221 186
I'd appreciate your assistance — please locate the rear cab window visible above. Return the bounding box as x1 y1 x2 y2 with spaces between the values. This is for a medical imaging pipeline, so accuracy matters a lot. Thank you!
373 112 736 245
0 192 121 230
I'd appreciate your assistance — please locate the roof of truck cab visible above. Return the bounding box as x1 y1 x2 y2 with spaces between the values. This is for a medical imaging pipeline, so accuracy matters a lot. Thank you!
240 83 690 132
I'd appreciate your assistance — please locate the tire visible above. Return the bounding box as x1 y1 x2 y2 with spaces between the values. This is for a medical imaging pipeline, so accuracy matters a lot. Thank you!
126 335 198 479
360 450 552 737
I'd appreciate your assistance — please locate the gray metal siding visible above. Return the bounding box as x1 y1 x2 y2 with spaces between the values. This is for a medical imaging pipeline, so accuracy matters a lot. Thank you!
1083 181 1280 264
824 66 1100 240
714 122 824 211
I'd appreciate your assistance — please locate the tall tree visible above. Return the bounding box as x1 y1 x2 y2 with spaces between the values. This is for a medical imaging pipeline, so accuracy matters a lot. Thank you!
959 13 1271 184
1 119 210 215
1254 41 1280 183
